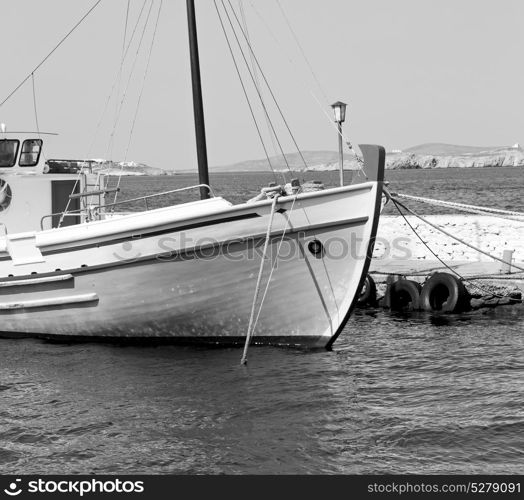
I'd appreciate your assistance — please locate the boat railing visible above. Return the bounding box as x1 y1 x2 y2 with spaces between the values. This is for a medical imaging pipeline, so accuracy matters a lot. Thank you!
40 209 85 230
40 184 216 230
102 184 216 211
68 187 120 200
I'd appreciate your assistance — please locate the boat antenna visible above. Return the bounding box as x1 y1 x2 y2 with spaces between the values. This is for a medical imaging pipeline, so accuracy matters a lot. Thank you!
186 0 210 200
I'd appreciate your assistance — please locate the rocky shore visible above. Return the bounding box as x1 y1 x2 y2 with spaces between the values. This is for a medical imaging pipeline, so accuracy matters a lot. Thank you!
385 145 524 169
214 143 524 172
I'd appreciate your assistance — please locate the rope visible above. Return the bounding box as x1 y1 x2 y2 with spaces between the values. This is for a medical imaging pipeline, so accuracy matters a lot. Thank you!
390 197 524 299
241 195 279 365
245 1 366 180
390 196 524 273
251 196 298 333
110 0 132 161
60 0 149 227
214 0 281 185
225 0 310 172
114 0 163 205
106 0 155 162
86 0 149 159
274 0 330 106
218 0 295 179
0 0 104 109
30 73 47 163
393 193 524 220
238 1 282 175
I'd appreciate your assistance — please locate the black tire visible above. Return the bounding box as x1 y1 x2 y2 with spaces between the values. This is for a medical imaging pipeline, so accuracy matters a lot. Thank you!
420 272 469 313
357 274 377 307
388 279 422 311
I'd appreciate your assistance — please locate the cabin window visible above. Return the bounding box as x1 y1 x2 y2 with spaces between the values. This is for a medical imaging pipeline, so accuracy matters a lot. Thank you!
0 140 19 168
19 139 43 167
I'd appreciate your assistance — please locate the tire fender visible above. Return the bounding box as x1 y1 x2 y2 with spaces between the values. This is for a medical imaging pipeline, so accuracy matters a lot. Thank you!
420 272 470 313
388 279 422 311
357 274 377 307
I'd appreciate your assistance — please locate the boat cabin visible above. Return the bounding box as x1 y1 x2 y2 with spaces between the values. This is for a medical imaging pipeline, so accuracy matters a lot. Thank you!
0 131 106 234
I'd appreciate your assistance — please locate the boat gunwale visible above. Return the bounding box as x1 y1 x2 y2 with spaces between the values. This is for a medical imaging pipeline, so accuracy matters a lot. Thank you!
0 182 375 253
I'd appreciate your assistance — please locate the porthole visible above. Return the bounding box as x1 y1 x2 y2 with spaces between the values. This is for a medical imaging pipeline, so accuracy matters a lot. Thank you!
308 239 324 257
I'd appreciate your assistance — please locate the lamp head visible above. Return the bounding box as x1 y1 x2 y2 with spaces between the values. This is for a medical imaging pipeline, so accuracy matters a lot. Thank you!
330 101 347 123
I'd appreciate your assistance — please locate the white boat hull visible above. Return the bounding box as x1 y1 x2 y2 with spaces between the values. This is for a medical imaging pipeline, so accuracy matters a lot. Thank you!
0 147 385 348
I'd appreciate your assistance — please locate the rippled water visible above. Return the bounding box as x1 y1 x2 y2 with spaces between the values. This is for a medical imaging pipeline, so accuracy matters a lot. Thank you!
105 166 524 214
1 306 522 474
1 168 523 474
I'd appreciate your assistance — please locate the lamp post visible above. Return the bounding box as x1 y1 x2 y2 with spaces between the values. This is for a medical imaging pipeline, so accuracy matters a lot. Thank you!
331 101 347 187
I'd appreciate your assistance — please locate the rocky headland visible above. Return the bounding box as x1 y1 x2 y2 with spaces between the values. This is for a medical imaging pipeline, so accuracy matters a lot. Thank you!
212 143 524 172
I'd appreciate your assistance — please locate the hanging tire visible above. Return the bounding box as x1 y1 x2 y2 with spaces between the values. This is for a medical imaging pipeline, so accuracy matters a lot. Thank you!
357 274 377 307
420 272 469 313
388 279 422 311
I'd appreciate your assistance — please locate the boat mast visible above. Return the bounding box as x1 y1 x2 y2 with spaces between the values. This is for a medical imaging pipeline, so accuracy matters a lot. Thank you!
186 0 210 200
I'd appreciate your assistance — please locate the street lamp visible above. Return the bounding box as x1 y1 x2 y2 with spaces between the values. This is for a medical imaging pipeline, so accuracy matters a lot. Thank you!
331 101 347 186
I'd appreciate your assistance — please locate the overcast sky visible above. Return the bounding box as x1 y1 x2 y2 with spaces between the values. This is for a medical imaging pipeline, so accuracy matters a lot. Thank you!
1 0 523 171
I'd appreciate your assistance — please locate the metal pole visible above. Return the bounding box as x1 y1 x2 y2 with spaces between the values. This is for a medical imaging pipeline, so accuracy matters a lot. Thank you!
186 0 210 200
338 121 344 186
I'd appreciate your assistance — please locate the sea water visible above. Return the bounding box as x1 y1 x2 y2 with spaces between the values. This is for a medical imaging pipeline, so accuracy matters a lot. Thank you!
0 168 522 474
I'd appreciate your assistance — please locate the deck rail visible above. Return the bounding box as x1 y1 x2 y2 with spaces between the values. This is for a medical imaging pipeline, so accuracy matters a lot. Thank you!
102 184 216 211
40 184 216 230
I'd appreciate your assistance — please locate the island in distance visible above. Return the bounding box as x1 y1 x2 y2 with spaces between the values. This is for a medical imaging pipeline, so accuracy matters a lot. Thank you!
46 143 524 175
211 142 524 172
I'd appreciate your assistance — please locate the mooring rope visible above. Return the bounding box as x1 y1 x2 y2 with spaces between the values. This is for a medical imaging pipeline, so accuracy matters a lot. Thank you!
392 193 524 220
390 198 517 300
241 195 279 365
389 196 524 274
250 195 299 334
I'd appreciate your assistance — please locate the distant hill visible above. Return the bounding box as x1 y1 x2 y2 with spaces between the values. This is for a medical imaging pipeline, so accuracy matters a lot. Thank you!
49 143 524 175
212 143 524 172
211 150 342 172
403 143 501 156
388 143 524 169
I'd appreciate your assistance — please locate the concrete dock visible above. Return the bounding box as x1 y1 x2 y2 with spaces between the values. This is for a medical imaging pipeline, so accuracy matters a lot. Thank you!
369 214 524 306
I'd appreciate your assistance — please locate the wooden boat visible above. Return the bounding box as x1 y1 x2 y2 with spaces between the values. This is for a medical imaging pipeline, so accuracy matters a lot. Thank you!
0 2 385 349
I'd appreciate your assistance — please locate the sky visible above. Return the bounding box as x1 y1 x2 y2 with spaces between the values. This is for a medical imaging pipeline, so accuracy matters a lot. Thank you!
1 0 523 171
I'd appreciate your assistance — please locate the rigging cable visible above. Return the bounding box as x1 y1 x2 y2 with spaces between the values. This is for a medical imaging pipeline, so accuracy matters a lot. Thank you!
218 0 295 179
226 0 310 172
61 0 146 226
241 194 280 365
0 0 104 109
273 0 366 177
113 0 164 206
247 1 366 178
274 0 330 106
30 73 47 163
238 1 282 170
86 0 150 161
110 0 132 161
214 0 280 185
106 0 155 163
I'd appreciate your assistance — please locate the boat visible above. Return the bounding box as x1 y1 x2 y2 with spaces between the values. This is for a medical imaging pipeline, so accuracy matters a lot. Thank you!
0 1 385 350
